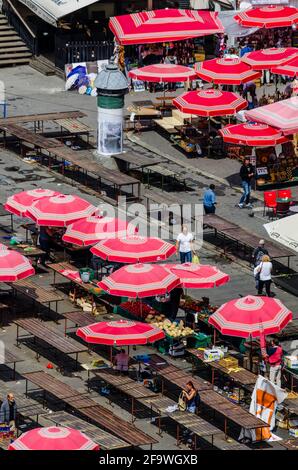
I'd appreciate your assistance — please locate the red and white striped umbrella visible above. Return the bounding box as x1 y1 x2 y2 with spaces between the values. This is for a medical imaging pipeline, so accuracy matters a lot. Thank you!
245 97 298 135
163 263 230 289
173 89 247 116
8 426 99 451
4 189 61 217
109 9 224 45
271 55 298 77
234 6 298 29
77 319 165 346
195 58 261 85
26 194 96 227
62 216 135 246
0 246 35 282
98 263 180 298
129 64 197 82
91 236 176 263
241 48 298 70
208 295 292 338
219 123 289 147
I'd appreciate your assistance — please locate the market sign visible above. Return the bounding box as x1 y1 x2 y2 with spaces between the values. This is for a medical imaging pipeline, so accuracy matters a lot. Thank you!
18 0 99 27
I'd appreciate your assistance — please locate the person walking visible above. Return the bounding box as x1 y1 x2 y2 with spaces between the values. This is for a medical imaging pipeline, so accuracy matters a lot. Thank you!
176 225 194 264
254 255 273 296
203 184 217 214
0 393 17 432
267 339 283 388
238 158 255 209
252 240 269 267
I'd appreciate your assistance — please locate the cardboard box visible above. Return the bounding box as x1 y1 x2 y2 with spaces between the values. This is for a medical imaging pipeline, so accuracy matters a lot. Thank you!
284 356 298 369
289 428 298 437
218 357 238 368
204 348 224 362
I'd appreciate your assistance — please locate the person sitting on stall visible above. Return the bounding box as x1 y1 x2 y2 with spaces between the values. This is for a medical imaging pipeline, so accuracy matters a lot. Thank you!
113 349 130 374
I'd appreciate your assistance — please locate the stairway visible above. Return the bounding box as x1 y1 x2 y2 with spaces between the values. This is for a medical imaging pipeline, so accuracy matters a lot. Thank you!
0 12 32 67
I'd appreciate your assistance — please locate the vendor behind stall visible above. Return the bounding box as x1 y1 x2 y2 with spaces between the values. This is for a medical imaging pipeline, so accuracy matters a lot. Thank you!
165 287 184 322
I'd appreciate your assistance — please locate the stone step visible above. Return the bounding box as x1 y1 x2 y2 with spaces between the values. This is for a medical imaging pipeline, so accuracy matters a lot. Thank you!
0 51 31 58
0 57 31 66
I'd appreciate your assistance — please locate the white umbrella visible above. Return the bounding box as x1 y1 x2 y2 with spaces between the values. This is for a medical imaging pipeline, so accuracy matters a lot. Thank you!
264 215 298 252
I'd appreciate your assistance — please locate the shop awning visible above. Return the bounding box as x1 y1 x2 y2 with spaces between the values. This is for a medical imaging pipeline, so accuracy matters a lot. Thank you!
245 97 298 135
109 9 224 45
18 0 98 27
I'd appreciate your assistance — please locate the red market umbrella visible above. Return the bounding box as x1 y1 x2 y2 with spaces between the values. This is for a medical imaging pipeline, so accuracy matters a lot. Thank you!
77 319 165 346
109 9 224 45
91 236 176 263
219 122 289 147
4 189 61 217
241 48 298 70
173 89 247 116
245 97 298 135
163 263 230 289
26 194 96 227
62 216 135 246
195 58 261 85
234 6 298 29
0 246 35 281
129 64 197 83
208 295 292 338
98 263 180 298
8 427 99 451
271 55 298 77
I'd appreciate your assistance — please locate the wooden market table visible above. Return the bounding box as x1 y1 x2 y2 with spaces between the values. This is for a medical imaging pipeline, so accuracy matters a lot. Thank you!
44 411 130 450
15 318 88 370
0 348 24 380
9 278 63 315
22 371 157 448
187 349 257 396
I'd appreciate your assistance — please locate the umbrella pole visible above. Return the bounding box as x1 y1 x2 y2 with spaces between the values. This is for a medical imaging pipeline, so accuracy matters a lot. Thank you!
110 345 113 363
208 118 211 157
250 335 253 372
213 328 216 346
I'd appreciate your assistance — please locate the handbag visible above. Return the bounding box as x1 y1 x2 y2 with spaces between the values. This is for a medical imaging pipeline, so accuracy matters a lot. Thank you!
255 262 263 281
178 392 187 412
192 254 200 264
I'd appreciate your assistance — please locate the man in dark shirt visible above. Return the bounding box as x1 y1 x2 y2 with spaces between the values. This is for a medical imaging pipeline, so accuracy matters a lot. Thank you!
166 287 184 321
238 158 255 209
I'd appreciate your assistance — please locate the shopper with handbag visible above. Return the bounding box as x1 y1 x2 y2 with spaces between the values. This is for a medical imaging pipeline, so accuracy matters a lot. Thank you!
254 255 272 297
181 381 199 414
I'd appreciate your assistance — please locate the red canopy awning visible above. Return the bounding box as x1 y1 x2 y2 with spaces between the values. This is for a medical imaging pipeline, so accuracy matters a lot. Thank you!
9 427 99 451
77 319 165 346
129 64 197 83
195 58 261 85
219 123 289 147
109 9 224 45
234 6 298 29
209 295 292 338
163 263 230 289
173 89 247 116
241 48 298 70
271 56 298 77
245 97 298 135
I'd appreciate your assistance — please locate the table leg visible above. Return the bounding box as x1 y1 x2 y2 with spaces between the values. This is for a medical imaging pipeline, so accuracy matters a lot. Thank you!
64 318 67 337
224 418 227 439
176 424 180 447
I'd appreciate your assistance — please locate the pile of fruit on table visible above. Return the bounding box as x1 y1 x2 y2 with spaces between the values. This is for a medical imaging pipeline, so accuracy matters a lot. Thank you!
119 300 158 319
145 314 194 339
183 297 218 318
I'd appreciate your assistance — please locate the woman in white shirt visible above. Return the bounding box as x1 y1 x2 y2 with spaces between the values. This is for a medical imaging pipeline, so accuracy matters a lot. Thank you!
176 225 194 264
254 255 272 297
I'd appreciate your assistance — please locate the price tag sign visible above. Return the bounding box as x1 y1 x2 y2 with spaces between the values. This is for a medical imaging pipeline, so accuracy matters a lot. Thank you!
256 167 268 176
